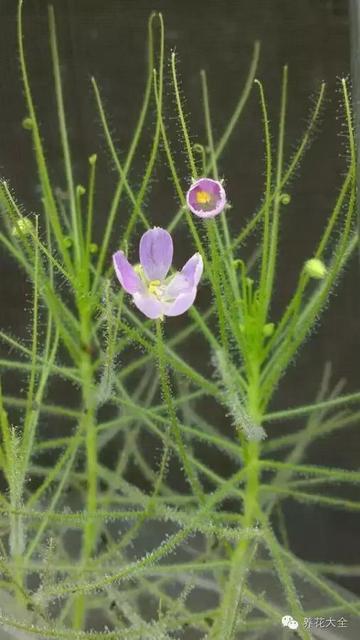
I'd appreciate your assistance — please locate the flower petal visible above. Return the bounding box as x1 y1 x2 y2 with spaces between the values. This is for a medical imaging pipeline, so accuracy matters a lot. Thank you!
186 177 227 218
164 254 203 299
139 227 173 281
162 253 203 317
164 286 198 317
132 291 165 319
113 251 142 294
163 273 188 298
162 253 203 316
180 252 203 286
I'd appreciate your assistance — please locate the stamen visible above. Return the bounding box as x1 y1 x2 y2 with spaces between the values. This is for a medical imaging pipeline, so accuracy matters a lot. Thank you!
196 190 212 204
149 279 162 295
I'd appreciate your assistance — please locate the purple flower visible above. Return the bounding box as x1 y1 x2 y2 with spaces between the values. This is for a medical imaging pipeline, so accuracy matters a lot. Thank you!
113 227 203 320
186 177 226 218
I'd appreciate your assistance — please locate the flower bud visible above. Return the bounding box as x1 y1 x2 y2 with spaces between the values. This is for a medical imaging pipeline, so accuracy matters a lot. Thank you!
280 193 291 205
263 322 275 337
22 117 33 130
304 258 327 280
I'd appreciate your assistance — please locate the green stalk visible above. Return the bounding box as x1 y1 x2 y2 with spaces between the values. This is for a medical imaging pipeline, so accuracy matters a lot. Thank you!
73 309 98 629
211 443 260 639
17 0 73 275
171 52 198 179
263 65 288 321
168 41 261 233
255 79 273 323
264 389 360 422
200 69 232 254
211 372 262 639
231 81 326 253
9 218 40 594
92 12 159 294
207 220 228 349
155 320 205 505
85 154 97 277
48 5 81 268
8 432 25 599
122 13 165 246
200 69 241 304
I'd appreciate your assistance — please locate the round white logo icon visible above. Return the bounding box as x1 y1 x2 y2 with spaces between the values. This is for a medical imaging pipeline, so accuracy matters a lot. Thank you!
282 615 299 630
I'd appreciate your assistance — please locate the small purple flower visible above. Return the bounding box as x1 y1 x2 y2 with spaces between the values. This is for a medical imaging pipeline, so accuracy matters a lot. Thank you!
113 227 203 320
186 177 226 218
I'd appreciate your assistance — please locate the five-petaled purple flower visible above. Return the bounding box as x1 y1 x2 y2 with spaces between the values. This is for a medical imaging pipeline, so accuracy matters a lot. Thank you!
113 227 203 320
186 177 226 218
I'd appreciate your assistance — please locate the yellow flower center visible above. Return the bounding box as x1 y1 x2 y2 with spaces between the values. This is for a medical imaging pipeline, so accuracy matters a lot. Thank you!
148 279 162 296
196 190 212 205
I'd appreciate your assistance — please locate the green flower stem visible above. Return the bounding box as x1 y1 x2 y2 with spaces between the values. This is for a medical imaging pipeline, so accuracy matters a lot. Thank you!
17 0 73 276
73 310 98 629
36 466 252 602
211 368 262 639
0 183 82 361
91 12 159 295
121 306 220 397
263 66 287 321
207 220 228 349
91 77 149 232
211 440 260 640
168 41 260 234
85 154 97 269
155 320 205 505
263 390 360 422
200 69 242 310
10 219 41 595
255 79 273 324
231 81 326 254
262 167 352 365
48 6 81 269
257 511 310 640
214 41 260 163
152 69 209 269
121 13 165 247
171 52 198 179
200 69 233 258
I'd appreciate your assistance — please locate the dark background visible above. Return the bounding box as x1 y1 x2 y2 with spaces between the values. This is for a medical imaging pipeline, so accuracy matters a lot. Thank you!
0 0 359 596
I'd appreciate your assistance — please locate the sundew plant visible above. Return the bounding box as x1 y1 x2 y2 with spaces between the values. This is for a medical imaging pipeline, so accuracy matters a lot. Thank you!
0 2 359 639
